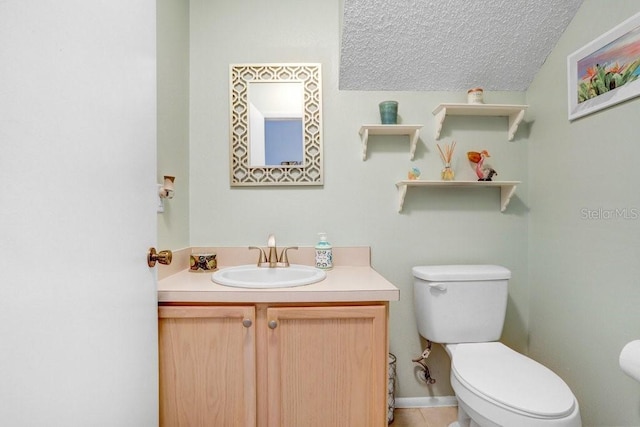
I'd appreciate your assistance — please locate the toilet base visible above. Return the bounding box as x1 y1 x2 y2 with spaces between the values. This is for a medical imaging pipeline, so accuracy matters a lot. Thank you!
453 398 498 427
448 423 482 427
445 399 492 427
453 386 581 427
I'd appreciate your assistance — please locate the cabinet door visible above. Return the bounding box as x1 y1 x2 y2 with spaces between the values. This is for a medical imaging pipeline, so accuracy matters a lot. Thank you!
159 306 256 427
266 305 387 427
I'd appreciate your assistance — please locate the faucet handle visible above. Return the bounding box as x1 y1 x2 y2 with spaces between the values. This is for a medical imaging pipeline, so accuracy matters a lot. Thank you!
279 246 298 266
249 246 267 265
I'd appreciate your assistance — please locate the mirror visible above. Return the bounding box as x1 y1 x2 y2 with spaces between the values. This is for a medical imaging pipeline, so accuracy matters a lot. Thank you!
230 64 323 186
248 81 304 167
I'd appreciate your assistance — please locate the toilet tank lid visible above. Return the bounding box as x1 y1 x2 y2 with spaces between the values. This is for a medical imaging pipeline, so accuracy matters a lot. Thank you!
412 265 511 281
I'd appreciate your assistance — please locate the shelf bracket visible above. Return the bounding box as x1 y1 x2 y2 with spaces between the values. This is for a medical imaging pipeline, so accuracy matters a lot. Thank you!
434 108 447 140
500 184 517 212
507 109 526 141
396 183 408 213
408 129 419 160
360 127 370 160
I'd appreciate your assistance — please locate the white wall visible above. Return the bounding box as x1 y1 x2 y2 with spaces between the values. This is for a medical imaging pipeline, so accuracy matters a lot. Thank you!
527 1 640 425
184 0 529 400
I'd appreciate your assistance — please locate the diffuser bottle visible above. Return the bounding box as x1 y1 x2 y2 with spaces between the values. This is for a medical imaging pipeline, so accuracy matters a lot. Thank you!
315 233 333 270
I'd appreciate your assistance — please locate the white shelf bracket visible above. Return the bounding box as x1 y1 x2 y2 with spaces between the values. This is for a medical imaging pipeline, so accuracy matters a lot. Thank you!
408 129 419 160
500 184 517 212
434 108 447 140
396 183 408 213
507 109 526 141
360 128 370 160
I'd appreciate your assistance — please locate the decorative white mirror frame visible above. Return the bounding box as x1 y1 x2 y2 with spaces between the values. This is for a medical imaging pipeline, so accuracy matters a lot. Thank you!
229 63 323 186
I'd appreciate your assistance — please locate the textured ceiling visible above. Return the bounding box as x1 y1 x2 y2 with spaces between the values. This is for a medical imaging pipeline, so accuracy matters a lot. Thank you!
339 0 583 91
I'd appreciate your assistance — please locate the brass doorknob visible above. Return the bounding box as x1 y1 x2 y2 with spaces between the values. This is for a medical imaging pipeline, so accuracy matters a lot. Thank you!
147 247 173 267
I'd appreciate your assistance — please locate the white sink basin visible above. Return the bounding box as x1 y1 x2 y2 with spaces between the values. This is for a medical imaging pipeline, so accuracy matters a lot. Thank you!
211 264 327 289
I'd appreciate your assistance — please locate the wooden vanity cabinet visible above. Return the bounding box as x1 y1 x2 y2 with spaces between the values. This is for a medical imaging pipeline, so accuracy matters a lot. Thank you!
159 303 389 427
158 305 257 427
263 304 387 427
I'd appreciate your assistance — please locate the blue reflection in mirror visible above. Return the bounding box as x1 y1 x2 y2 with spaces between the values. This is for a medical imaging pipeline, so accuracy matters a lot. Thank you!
264 118 304 166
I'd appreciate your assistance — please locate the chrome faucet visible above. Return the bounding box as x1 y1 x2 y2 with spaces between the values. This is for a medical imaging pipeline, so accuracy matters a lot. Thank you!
249 234 298 268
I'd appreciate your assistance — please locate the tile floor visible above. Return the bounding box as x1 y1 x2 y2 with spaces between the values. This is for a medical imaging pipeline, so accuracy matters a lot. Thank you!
391 407 458 427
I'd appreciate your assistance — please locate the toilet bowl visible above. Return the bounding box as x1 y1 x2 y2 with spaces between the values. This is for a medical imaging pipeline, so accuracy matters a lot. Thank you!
412 265 582 427
446 342 581 427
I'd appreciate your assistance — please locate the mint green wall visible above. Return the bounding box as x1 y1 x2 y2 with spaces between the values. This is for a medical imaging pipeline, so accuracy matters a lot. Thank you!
157 0 190 250
158 0 640 423
186 0 529 400
527 1 640 425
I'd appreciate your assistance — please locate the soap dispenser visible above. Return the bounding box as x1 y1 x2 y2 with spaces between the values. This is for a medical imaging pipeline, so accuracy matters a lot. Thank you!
315 233 333 270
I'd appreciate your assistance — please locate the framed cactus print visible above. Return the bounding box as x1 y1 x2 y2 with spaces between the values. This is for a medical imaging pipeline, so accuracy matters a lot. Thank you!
568 11 640 120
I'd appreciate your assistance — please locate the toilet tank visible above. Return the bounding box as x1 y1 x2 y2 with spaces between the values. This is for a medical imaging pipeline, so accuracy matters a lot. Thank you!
413 265 511 343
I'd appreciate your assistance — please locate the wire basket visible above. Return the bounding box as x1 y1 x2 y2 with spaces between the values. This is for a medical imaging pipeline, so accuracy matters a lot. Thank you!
388 353 397 424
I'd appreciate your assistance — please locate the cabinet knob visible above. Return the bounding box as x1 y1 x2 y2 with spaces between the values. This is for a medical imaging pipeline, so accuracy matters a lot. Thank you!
268 320 278 329
242 319 252 328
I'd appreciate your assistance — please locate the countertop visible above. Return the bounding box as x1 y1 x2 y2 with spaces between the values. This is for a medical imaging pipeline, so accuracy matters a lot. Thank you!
157 247 400 304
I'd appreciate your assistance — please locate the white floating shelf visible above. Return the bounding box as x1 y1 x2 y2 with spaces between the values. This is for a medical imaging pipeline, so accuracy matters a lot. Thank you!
359 124 423 160
432 103 528 141
395 180 521 213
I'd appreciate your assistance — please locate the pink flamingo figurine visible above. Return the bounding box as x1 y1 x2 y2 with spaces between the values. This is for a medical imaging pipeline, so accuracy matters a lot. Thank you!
467 150 496 181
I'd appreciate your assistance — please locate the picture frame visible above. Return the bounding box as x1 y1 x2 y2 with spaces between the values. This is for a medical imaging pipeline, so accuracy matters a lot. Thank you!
567 11 640 121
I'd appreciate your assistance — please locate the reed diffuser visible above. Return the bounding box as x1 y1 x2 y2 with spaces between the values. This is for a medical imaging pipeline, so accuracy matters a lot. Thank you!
437 141 456 181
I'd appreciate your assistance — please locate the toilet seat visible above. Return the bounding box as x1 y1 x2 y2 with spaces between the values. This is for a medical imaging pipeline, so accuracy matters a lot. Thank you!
451 342 576 419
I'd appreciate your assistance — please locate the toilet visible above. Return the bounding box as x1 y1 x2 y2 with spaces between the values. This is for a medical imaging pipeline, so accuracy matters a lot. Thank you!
413 265 581 427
